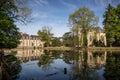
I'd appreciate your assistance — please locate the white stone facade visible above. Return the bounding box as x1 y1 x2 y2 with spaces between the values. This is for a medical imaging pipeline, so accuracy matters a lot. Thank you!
87 31 106 46
78 27 107 47
18 33 44 48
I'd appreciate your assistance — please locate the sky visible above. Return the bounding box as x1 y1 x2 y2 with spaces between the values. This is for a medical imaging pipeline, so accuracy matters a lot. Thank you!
17 0 120 37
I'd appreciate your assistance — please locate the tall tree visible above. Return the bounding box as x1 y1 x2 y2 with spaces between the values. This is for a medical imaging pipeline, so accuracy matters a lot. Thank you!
0 0 31 49
69 7 98 47
114 4 120 46
103 4 115 47
103 4 120 46
0 20 21 49
37 26 53 47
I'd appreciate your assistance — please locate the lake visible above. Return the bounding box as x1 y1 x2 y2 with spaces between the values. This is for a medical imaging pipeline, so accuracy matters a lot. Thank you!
1 49 120 80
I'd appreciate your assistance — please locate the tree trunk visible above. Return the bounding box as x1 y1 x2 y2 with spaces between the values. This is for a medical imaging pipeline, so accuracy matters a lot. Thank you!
0 65 2 80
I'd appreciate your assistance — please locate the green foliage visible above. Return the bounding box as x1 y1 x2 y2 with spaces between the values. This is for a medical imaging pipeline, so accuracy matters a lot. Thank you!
51 37 62 47
0 0 31 49
69 7 98 47
38 55 52 67
0 0 32 23
0 0 18 21
1 54 21 80
104 52 120 80
37 26 53 47
103 4 120 46
0 19 21 49
62 32 76 47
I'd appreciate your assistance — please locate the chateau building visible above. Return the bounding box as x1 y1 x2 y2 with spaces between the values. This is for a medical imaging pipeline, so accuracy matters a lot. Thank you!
87 27 106 46
18 33 44 48
78 27 106 47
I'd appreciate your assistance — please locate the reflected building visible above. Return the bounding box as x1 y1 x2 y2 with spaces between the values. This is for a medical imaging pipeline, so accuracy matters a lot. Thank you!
87 51 107 68
16 49 44 62
76 51 107 69
18 33 45 48
69 51 107 80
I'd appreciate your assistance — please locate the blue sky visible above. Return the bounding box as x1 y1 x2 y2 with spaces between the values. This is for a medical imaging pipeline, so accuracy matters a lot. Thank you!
17 0 120 37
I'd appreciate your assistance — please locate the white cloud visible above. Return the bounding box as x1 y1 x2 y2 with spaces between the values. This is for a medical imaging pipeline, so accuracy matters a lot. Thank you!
34 0 49 6
31 12 48 19
60 0 77 9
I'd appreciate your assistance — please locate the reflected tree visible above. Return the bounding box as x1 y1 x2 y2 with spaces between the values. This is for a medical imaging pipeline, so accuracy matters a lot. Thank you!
104 52 120 80
51 50 63 59
38 50 53 71
0 54 21 80
69 51 101 80
38 50 65 70
37 50 105 80
62 51 77 64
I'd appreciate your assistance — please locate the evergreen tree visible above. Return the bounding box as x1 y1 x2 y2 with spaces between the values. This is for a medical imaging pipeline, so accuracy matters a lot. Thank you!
103 4 120 46
103 4 115 46
114 4 120 46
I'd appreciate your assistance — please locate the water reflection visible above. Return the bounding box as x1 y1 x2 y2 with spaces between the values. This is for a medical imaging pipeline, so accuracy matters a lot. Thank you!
16 49 44 63
0 53 21 80
37 50 107 80
67 51 106 80
2 49 120 80
38 50 53 71
104 51 120 80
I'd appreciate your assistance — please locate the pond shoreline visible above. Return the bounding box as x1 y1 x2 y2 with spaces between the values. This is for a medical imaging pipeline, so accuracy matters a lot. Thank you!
1 47 120 52
43 47 74 50
43 47 120 51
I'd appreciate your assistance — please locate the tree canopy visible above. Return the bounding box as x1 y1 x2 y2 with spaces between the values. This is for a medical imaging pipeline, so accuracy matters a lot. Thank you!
103 4 120 46
37 26 53 47
0 0 31 49
0 0 32 23
0 20 21 49
51 37 62 47
69 7 98 47
62 32 76 47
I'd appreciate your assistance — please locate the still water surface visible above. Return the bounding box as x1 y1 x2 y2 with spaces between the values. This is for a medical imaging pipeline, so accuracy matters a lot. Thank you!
2 49 120 80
